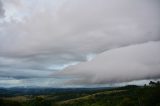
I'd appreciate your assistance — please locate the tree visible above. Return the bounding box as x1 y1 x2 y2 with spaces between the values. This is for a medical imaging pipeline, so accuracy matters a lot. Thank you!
149 81 156 86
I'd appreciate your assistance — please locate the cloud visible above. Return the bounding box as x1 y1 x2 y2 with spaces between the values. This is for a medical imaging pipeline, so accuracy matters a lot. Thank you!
55 41 160 85
0 0 160 87
1 0 160 57
0 77 66 88
0 0 5 17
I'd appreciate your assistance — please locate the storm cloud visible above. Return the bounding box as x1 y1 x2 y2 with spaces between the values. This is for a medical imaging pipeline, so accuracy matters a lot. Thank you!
0 0 160 87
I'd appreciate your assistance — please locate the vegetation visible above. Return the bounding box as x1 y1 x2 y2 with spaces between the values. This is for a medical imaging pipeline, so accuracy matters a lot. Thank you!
0 81 160 106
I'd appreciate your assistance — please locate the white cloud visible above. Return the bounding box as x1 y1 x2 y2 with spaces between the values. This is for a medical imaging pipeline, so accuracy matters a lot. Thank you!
55 41 160 85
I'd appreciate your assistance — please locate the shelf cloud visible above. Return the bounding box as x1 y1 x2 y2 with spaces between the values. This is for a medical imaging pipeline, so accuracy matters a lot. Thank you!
55 41 160 84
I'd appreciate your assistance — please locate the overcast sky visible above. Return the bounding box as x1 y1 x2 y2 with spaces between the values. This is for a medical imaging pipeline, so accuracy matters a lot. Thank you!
0 0 160 88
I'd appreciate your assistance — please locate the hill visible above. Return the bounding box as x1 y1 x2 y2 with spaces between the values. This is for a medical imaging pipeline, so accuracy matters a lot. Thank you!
0 82 160 106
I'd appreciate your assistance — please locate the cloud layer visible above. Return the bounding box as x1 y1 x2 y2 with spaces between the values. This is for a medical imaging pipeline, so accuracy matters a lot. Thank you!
0 0 160 87
0 0 5 17
55 41 160 85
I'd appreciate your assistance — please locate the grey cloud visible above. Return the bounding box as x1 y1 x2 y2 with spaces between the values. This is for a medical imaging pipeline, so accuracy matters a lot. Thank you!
0 53 84 78
0 77 66 88
0 0 160 86
0 0 4 17
0 0 160 57
0 67 51 78
55 41 160 85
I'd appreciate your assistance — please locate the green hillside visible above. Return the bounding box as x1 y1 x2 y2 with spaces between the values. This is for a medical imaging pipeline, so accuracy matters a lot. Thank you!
0 81 160 106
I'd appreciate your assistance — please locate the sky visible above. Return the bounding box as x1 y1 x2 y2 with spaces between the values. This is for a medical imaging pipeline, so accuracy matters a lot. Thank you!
0 0 160 88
